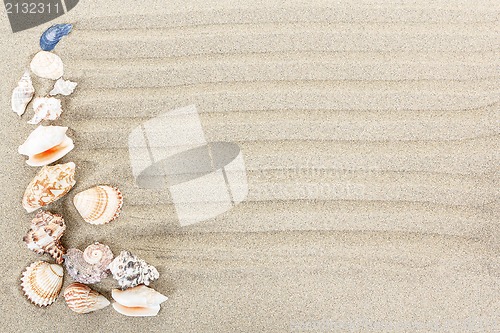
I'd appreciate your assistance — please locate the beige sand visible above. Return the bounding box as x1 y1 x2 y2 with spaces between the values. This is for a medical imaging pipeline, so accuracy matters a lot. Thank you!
0 0 499 332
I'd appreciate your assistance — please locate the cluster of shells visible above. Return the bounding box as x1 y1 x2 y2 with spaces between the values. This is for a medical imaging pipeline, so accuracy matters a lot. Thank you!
16 24 167 317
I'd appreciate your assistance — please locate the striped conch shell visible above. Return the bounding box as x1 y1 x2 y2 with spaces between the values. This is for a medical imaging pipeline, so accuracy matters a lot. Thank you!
111 285 167 317
63 282 110 314
21 261 63 307
18 125 74 166
22 162 76 213
30 51 63 80
63 242 114 284
11 71 34 116
23 210 66 264
73 185 123 225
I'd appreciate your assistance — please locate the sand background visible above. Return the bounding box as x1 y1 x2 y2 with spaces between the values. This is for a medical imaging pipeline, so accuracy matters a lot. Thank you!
0 0 499 332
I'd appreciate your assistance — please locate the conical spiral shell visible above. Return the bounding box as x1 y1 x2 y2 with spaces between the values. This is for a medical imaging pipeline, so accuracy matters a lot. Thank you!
23 210 66 264
112 285 168 308
21 261 63 307
30 51 64 80
73 186 123 225
11 71 34 116
63 242 114 284
63 282 110 314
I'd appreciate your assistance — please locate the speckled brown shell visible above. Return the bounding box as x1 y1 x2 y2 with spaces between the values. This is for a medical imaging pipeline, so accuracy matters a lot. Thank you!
63 242 114 284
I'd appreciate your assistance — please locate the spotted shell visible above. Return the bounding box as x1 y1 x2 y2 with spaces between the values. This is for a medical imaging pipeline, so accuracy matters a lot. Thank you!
63 242 114 284
21 261 63 307
108 251 159 290
63 282 110 314
22 162 76 213
23 210 66 264
30 51 63 80
73 185 123 225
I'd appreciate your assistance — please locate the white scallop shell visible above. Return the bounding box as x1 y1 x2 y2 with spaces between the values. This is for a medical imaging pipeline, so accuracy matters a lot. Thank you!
50 78 77 96
63 282 110 314
11 71 34 116
21 261 64 307
112 303 161 317
112 285 167 308
18 125 74 166
73 186 123 225
28 97 63 125
22 162 76 213
30 51 64 80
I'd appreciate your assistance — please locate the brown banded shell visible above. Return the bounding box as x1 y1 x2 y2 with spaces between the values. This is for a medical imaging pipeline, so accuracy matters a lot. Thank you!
63 282 110 314
73 185 123 225
21 261 63 307
63 242 114 284
22 162 76 213
108 251 159 290
23 210 66 264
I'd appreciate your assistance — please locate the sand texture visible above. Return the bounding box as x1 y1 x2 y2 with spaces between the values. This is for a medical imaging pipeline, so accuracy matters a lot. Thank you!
0 1 499 332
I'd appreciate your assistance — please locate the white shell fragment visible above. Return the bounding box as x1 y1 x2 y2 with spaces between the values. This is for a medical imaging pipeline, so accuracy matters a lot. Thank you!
112 285 168 308
108 251 159 290
28 97 63 124
30 51 64 80
112 303 161 317
50 78 77 96
18 125 74 166
64 282 110 314
21 261 64 307
11 71 35 116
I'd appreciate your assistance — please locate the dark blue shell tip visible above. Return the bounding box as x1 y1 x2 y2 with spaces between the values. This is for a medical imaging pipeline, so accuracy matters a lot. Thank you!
40 24 73 51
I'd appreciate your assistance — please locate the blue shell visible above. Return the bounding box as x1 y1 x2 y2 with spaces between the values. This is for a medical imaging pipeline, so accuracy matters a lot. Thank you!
40 24 73 51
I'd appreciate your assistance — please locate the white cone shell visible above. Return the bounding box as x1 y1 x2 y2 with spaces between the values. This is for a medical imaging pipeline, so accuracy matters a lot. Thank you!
73 186 123 225
112 285 168 308
21 261 63 307
112 303 161 317
30 51 64 80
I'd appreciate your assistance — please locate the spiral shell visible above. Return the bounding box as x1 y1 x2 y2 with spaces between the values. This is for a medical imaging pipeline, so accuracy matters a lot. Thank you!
22 162 76 213
21 261 63 307
73 186 123 225
23 210 66 264
108 251 159 290
11 71 34 116
63 282 110 314
63 242 114 284
30 51 64 80
40 24 72 51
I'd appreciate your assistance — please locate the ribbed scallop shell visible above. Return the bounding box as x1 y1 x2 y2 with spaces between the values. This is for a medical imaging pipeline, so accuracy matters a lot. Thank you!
21 261 63 307
28 97 63 125
22 162 76 213
63 242 114 284
108 251 159 290
30 51 63 80
63 282 110 314
23 210 66 264
40 24 72 51
50 78 77 96
73 186 123 225
11 71 34 116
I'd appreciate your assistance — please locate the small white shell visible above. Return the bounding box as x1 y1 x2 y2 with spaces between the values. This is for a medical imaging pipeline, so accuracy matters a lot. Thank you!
11 71 34 116
112 303 161 317
21 261 64 307
63 282 110 314
18 125 74 166
73 186 123 225
28 97 63 124
30 51 64 80
112 285 168 308
50 78 77 96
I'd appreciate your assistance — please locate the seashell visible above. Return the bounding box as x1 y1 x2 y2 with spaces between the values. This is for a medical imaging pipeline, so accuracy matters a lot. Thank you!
112 303 161 317
11 71 34 116
50 78 77 96
40 24 72 51
108 251 159 290
30 51 63 80
73 186 123 225
112 285 167 307
18 125 74 166
23 210 66 264
27 97 63 124
21 261 63 307
63 282 110 314
63 242 114 284
22 162 76 213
